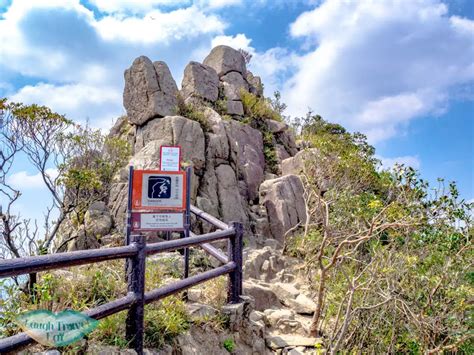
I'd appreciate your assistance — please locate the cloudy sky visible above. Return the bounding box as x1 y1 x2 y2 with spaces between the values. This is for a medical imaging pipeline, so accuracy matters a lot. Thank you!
0 0 473 222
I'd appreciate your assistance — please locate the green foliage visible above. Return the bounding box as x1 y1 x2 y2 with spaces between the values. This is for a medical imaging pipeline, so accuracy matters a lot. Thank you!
291 113 473 352
176 94 210 131
240 90 282 123
0 259 191 350
223 337 236 353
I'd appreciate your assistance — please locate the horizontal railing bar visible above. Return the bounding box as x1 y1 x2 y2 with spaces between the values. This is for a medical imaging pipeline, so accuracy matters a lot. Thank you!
0 293 137 353
145 262 236 304
0 333 33 354
190 231 228 264
146 228 234 256
190 205 229 230
0 244 138 279
200 243 228 264
85 293 136 319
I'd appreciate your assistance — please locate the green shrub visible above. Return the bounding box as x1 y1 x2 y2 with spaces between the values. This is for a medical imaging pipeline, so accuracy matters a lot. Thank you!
223 337 235 353
176 94 210 131
240 90 282 122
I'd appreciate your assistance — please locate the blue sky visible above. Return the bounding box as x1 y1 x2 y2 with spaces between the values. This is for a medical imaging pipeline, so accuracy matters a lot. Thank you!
0 0 473 224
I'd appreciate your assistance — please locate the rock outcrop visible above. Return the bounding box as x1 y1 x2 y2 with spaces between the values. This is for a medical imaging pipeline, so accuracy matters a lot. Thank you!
72 45 319 354
123 56 178 125
259 175 307 243
181 61 219 102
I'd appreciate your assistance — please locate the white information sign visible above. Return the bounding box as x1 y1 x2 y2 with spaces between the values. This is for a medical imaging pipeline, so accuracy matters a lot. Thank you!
160 146 181 172
138 213 184 230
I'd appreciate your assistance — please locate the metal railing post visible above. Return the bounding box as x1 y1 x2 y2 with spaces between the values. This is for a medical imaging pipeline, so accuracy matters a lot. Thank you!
126 234 146 354
227 222 243 303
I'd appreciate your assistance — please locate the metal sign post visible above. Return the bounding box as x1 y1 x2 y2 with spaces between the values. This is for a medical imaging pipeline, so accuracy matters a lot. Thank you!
125 166 134 246
183 167 192 281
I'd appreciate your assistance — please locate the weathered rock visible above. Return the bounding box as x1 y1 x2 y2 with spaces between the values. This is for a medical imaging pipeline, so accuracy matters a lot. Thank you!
246 71 263 97
84 201 112 237
67 226 101 252
133 116 205 172
259 175 307 243
226 100 244 116
271 283 300 304
243 281 281 311
243 247 286 282
181 61 219 102
108 115 136 154
221 71 248 101
215 164 248 224
202 107 223 131
203 45 247 77
287 294 317 315
265 119 288 134
281 149 333 193
186 303 218 319
265 334 320 350
123 56 178 125
224 120 265 201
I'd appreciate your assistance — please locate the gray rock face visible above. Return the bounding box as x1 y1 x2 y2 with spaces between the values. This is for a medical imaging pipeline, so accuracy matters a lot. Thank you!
259 175 307 243
243 280 281 311
84 201 112 237
181 61 219 102
215 164 248 224
246 71 263 97
224 120 265 201
226 100 244 116
203 45 247 77
109 116 205 230
221 71 248 100
133 116 205 172
288 294 317 315
123 56 178 125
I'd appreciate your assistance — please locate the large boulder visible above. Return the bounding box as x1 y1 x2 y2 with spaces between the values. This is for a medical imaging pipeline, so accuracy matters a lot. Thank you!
226 100 244 116
133 116 205 172
243 280 281 311
224 120 265 202
281 148 332 193
221 71 248 101
203 45 246 77
123 56 178 125
246 71 263 97
259 175 307 243
84 201 112 237
215 164 248 224
110 116 205 230
181 61 219 102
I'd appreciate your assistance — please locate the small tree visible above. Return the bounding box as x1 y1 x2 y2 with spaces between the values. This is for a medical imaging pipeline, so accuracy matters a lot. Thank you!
0 99 130 290
288 114 473 352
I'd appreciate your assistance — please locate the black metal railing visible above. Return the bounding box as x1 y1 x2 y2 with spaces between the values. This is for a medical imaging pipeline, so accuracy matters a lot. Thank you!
0 206 243 354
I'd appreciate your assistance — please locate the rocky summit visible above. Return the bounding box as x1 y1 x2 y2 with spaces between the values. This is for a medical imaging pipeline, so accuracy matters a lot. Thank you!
54 45 319 354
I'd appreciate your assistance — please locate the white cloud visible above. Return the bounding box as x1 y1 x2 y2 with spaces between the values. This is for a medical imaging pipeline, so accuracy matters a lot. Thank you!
200 0 243 9
211 33 253 51
89 0 186 14
0 0 228 129
10 83 123 129
7 169 59 190
378 155 421 170
93 7 226 44
283 0 474 143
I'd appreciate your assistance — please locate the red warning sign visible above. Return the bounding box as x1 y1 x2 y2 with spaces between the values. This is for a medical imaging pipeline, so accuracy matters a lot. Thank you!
131 170 186 212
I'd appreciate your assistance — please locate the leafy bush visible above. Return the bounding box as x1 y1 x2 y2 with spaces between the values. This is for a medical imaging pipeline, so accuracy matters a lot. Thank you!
0 259 190 350
240 90 282 123
290 114 473 353
223 337 235 353
176 94 210 131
